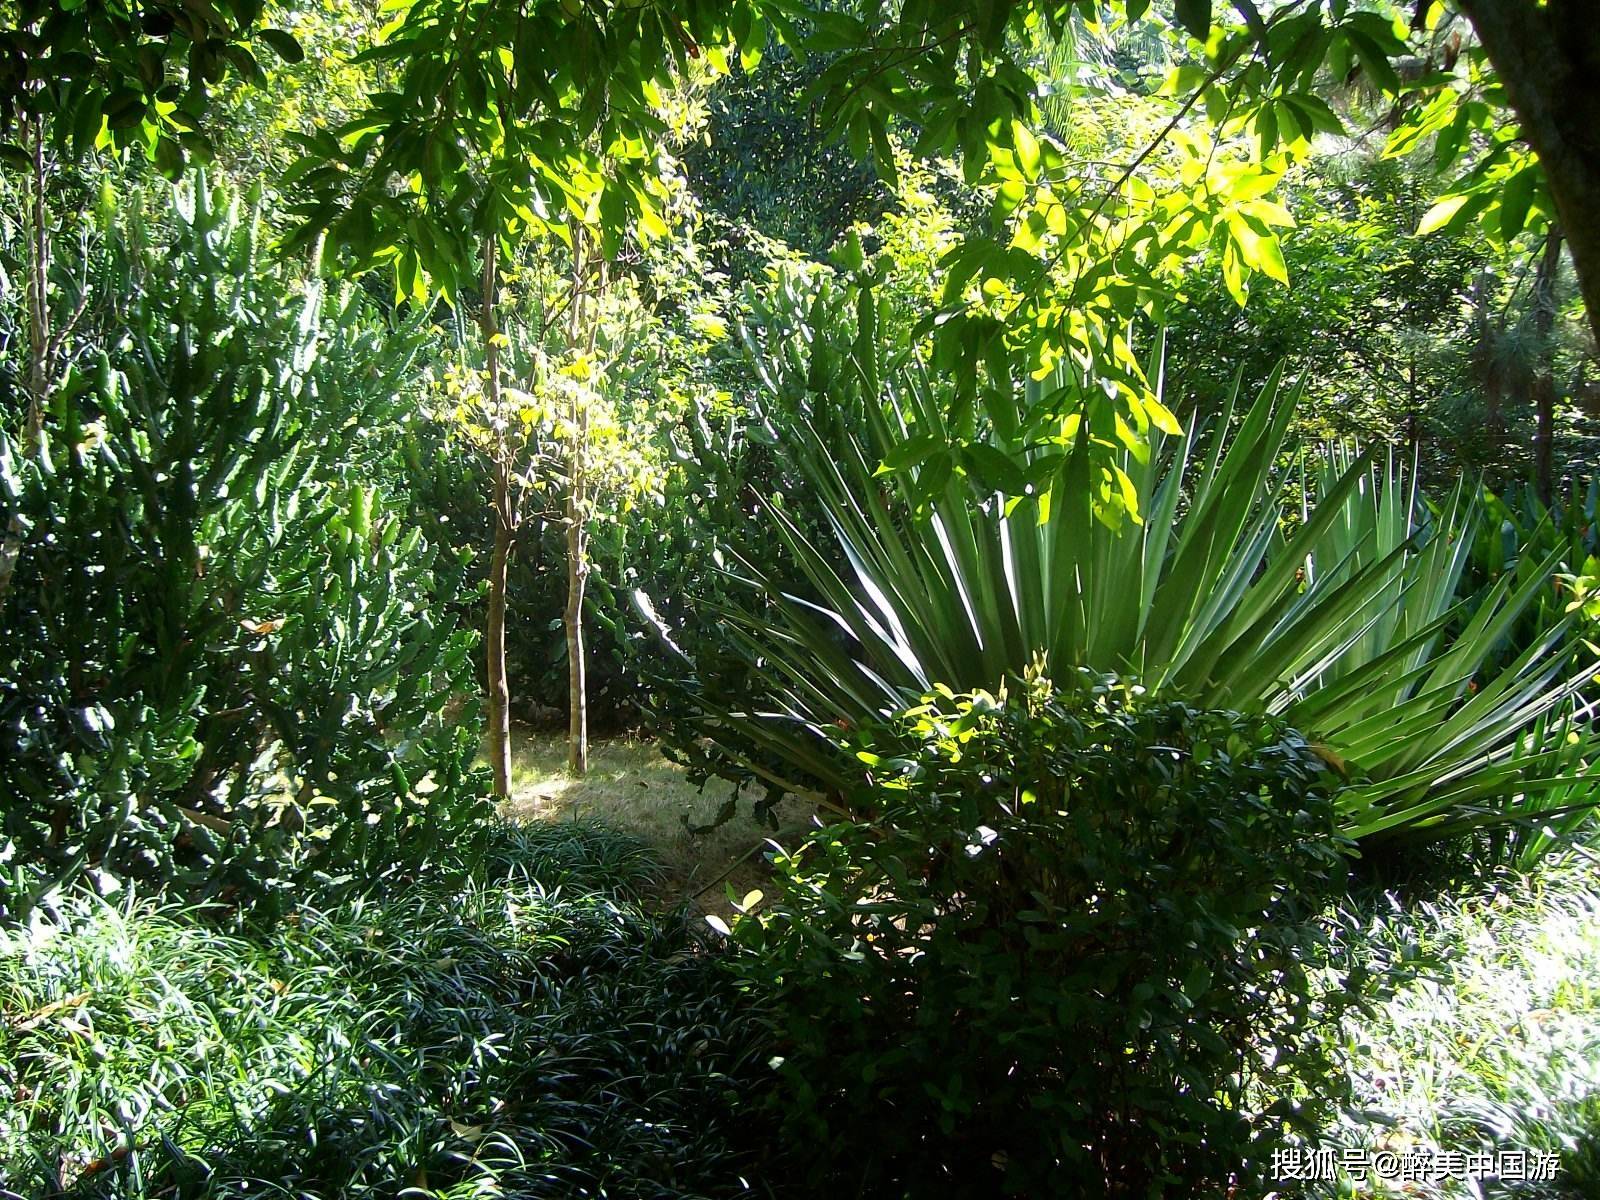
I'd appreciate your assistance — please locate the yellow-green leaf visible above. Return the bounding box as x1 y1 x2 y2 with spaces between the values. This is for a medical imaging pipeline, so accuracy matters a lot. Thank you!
1013 120 1040 181
1417 194 1470 236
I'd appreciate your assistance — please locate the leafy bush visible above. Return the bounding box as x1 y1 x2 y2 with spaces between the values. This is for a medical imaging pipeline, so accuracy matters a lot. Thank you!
724 673 1371 1198
0 179 490 919
0 822 776 1199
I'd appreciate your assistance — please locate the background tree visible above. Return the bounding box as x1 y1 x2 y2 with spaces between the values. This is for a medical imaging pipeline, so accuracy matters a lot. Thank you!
1451 0 1600 348
681 42 889 280
285 0 768 786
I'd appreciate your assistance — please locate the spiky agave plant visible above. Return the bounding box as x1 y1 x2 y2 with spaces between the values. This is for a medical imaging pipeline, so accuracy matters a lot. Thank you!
661 347 1599 846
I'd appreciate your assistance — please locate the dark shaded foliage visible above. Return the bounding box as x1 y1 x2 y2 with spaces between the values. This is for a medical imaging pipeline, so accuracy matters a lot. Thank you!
682 44 888 278
0 823 782 1200
726 676 1381 1198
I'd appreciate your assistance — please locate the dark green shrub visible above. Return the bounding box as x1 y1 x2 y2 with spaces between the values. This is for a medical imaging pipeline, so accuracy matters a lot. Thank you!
725 673 1370 1198
0 179 491 919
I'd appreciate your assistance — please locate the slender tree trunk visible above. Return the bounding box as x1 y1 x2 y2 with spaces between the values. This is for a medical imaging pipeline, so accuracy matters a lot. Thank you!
481 239 513 801
1470 270 1505 466
0 114 51 602
1532 228 1563 507
565 228 589 776
1458 0 1600 349
565 417 588 776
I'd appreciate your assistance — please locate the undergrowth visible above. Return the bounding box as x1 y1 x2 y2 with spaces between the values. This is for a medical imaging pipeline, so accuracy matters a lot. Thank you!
1314 850 1600 1199
6 803 1596 1200
0 821 776 1200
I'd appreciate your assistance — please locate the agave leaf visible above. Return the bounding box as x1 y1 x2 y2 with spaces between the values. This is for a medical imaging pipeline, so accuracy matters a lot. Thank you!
676 351 1600 848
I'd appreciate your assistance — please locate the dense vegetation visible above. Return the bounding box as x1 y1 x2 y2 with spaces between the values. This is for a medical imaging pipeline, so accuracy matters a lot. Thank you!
3 0 1599 1197
1 823 773 1197
728 678 1367 1195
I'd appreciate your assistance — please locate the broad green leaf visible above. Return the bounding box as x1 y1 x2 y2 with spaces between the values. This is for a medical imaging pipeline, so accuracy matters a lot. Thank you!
1174 0 1212 41
1013 120 1040 181
1417 194 1470 236
1497 167 1538 242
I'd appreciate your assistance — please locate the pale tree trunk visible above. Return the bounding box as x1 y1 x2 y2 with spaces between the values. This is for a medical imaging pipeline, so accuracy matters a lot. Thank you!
480 239 513 801
565 407 588 776
1458 0 1600 350
1532 228 1563 507
565 227 590 776
0 114 50 601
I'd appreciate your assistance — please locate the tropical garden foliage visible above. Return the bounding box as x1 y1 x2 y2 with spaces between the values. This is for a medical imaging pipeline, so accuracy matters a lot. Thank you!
2 0 1599 1196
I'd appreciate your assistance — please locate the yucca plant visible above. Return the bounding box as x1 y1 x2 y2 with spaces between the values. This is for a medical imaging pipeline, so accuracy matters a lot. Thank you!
1446 479 1600 866
667 344 1600 846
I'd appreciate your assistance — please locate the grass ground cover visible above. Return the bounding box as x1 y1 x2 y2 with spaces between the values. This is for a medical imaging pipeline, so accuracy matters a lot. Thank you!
1308 849 1600 1199
502 729 813 914
0 823 777 1200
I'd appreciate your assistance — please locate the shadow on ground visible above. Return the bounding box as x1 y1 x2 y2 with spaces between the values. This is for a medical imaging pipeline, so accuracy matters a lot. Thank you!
502 727 814 914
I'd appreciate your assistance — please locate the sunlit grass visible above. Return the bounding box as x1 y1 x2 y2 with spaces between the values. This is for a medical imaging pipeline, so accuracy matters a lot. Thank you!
502 728 813 910
1316 852 1600 1198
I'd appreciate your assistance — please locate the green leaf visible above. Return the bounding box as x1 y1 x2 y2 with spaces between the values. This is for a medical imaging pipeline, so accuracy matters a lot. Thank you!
1174 0 1212 40
879 433 942 473
1347 30 1400 93
1220 240 1248 306
1416 194 1470 236
1012 120 1040 181
1255 232 1288 284
962 444 1029 495
154 137 186 179
258 29 305 64
1254 103 1278 157
1497 167 1537 242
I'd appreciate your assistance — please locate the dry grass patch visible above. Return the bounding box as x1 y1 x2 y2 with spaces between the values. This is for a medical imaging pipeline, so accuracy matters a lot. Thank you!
502 727 814 911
